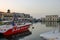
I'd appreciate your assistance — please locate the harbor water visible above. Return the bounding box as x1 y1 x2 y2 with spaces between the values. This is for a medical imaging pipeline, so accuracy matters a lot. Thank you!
0 22 60 40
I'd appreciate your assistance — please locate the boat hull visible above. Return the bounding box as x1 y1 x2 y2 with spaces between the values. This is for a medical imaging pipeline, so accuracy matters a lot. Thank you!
0 24 30 37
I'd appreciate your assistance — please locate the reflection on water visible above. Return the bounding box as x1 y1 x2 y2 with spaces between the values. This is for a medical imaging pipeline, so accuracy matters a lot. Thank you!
45 22 58 27
0 30 31 40
41 22 60 33
41 22 59 27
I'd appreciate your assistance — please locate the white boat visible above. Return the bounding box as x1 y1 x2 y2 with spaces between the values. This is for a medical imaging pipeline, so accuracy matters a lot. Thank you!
40 30 60 40
0 20 32 38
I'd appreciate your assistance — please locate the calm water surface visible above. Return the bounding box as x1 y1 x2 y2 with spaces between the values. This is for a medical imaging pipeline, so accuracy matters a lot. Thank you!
0 22 60 40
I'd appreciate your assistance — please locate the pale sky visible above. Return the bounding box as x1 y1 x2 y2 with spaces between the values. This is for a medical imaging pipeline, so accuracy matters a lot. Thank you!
0 0 60 18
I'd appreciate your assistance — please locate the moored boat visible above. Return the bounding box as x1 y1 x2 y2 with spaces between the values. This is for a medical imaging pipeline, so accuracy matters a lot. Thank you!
0 21 31 37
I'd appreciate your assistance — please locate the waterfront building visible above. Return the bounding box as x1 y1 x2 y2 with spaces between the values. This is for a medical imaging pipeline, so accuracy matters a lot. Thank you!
45 15 58 21
0 12 4 21
12 12 25 18
3 13 13 21
12 13 32 23
0 10 13 21
12 13 31 19
0 10 33 23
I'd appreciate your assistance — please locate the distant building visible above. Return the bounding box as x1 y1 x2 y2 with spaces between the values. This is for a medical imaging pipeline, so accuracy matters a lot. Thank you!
12 12 24 18
0 10 33 23
45 15 58 21
11 12 33 23
41 18 45 22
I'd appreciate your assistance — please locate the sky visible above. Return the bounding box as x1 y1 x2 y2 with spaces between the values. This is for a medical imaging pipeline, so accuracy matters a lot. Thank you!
0 0 60 18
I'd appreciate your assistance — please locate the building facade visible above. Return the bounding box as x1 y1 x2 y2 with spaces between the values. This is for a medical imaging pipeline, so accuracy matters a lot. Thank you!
45 15 58 21
0 10 33 23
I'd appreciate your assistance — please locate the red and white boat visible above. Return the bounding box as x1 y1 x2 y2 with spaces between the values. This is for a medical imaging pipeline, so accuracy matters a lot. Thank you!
0 21 31 37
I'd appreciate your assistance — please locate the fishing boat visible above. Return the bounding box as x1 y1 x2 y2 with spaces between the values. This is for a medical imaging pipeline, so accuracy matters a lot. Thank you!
0 20 31 37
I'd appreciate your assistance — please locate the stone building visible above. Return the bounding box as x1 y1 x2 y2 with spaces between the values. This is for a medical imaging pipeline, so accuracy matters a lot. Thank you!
45 15 58 21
